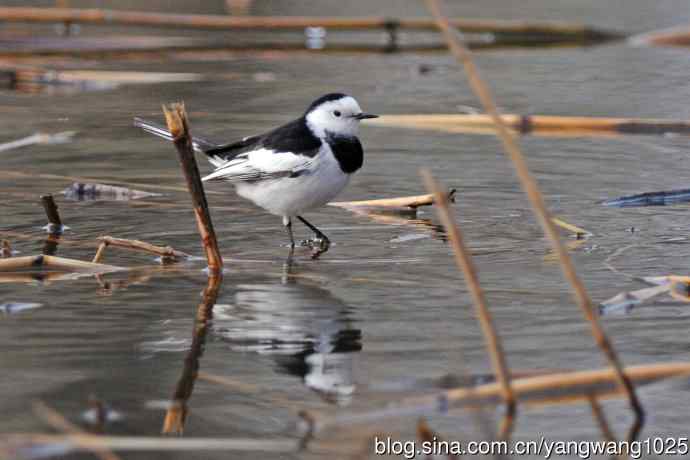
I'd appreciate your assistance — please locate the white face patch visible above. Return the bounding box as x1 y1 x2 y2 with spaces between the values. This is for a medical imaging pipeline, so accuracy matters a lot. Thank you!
305 96 364 138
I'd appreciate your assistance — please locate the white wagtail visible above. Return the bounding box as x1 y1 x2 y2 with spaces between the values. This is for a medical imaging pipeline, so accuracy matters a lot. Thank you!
134 93 377 258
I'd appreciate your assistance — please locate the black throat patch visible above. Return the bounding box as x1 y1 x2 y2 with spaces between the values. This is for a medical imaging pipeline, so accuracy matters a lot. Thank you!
325 133 364 174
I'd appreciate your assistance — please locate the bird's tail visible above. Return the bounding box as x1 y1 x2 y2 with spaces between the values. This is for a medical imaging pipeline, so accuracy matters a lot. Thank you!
133 117 219 154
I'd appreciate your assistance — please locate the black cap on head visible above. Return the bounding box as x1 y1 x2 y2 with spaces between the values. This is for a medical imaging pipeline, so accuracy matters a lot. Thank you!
305 93 349 114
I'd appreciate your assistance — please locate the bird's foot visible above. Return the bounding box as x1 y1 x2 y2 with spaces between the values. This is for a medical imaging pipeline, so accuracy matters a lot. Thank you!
300 235 330 259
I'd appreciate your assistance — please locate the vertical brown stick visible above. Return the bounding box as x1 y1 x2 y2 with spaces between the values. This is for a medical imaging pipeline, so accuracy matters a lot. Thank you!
41 194 63 230
424 0 644 443
422 170 516 439
162 102 223 274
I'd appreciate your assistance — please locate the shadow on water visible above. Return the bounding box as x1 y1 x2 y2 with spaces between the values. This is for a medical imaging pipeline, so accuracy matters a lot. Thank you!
212 261 362 405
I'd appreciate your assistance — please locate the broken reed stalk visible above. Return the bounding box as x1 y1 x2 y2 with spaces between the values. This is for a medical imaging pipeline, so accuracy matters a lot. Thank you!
163 273 222 434
369 114 690 137
162 102 222 274
32 401 122 460
313 361 690 433
40 194 63 232
329 190 455 211
0 254 123 273
0 240 11 257
92 236 190 264
422 170 515 440
0 7 617 39
424 0 644 443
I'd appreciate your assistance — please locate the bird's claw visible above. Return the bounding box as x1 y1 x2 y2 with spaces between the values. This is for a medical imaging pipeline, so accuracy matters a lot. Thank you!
300 236 330 259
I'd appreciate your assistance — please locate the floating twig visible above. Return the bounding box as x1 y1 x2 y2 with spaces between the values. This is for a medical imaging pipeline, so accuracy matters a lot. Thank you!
422 170 515 440
0 255 123 274
92 236 190 264
0 131 75 153
62 183 163 201
368 114 690 137
425 0 644 443
598 275 690 316
32 401 122 460
314 361 690 433
330 190 455 213
162 102 223 274
551 216 590 238
602 188 690 208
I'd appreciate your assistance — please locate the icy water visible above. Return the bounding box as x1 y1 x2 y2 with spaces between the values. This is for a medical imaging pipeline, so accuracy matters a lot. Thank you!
3 1 690 458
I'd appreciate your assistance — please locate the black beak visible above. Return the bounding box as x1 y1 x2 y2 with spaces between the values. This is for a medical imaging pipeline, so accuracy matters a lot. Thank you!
354 113 379 120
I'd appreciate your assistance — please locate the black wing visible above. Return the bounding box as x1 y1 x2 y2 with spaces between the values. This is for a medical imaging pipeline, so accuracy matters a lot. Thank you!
206 117 322 161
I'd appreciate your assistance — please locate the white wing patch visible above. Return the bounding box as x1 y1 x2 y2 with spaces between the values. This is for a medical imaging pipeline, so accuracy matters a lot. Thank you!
202 148 315 183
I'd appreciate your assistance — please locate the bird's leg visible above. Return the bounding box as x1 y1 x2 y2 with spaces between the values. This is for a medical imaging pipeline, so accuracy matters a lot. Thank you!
297 215 330 258
284 216 296 248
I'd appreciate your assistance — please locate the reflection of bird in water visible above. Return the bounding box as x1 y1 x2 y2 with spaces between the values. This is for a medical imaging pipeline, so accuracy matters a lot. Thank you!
212 267 362 405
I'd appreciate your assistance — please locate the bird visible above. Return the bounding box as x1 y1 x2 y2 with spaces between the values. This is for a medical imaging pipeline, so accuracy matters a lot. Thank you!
134 93 377 258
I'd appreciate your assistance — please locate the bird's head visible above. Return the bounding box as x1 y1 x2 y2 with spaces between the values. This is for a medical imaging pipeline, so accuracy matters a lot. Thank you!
304 93 378 138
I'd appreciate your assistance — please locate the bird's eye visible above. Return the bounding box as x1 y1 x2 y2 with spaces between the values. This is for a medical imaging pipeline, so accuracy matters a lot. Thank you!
333 110 341 117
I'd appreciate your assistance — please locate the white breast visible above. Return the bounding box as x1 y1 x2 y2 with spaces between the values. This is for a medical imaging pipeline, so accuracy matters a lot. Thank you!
234 143 350 217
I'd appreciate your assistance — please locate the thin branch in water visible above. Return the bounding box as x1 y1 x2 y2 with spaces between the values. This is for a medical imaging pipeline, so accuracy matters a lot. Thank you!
423 0 644 443
330 190 456 212
91 236 190 264
422 170 516 440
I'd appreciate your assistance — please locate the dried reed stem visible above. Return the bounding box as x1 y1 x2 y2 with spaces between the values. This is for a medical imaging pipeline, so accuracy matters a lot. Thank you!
314 361 690 433
32 400 122 460
0 7 616 38
424 0 644 442
0 255 123 273
92 242 108 263
3 433 297 453
92 236 190 264
330 190 455 211
369 114 690 137
422 170 516 440
40 194 63 232
162 102 223 274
